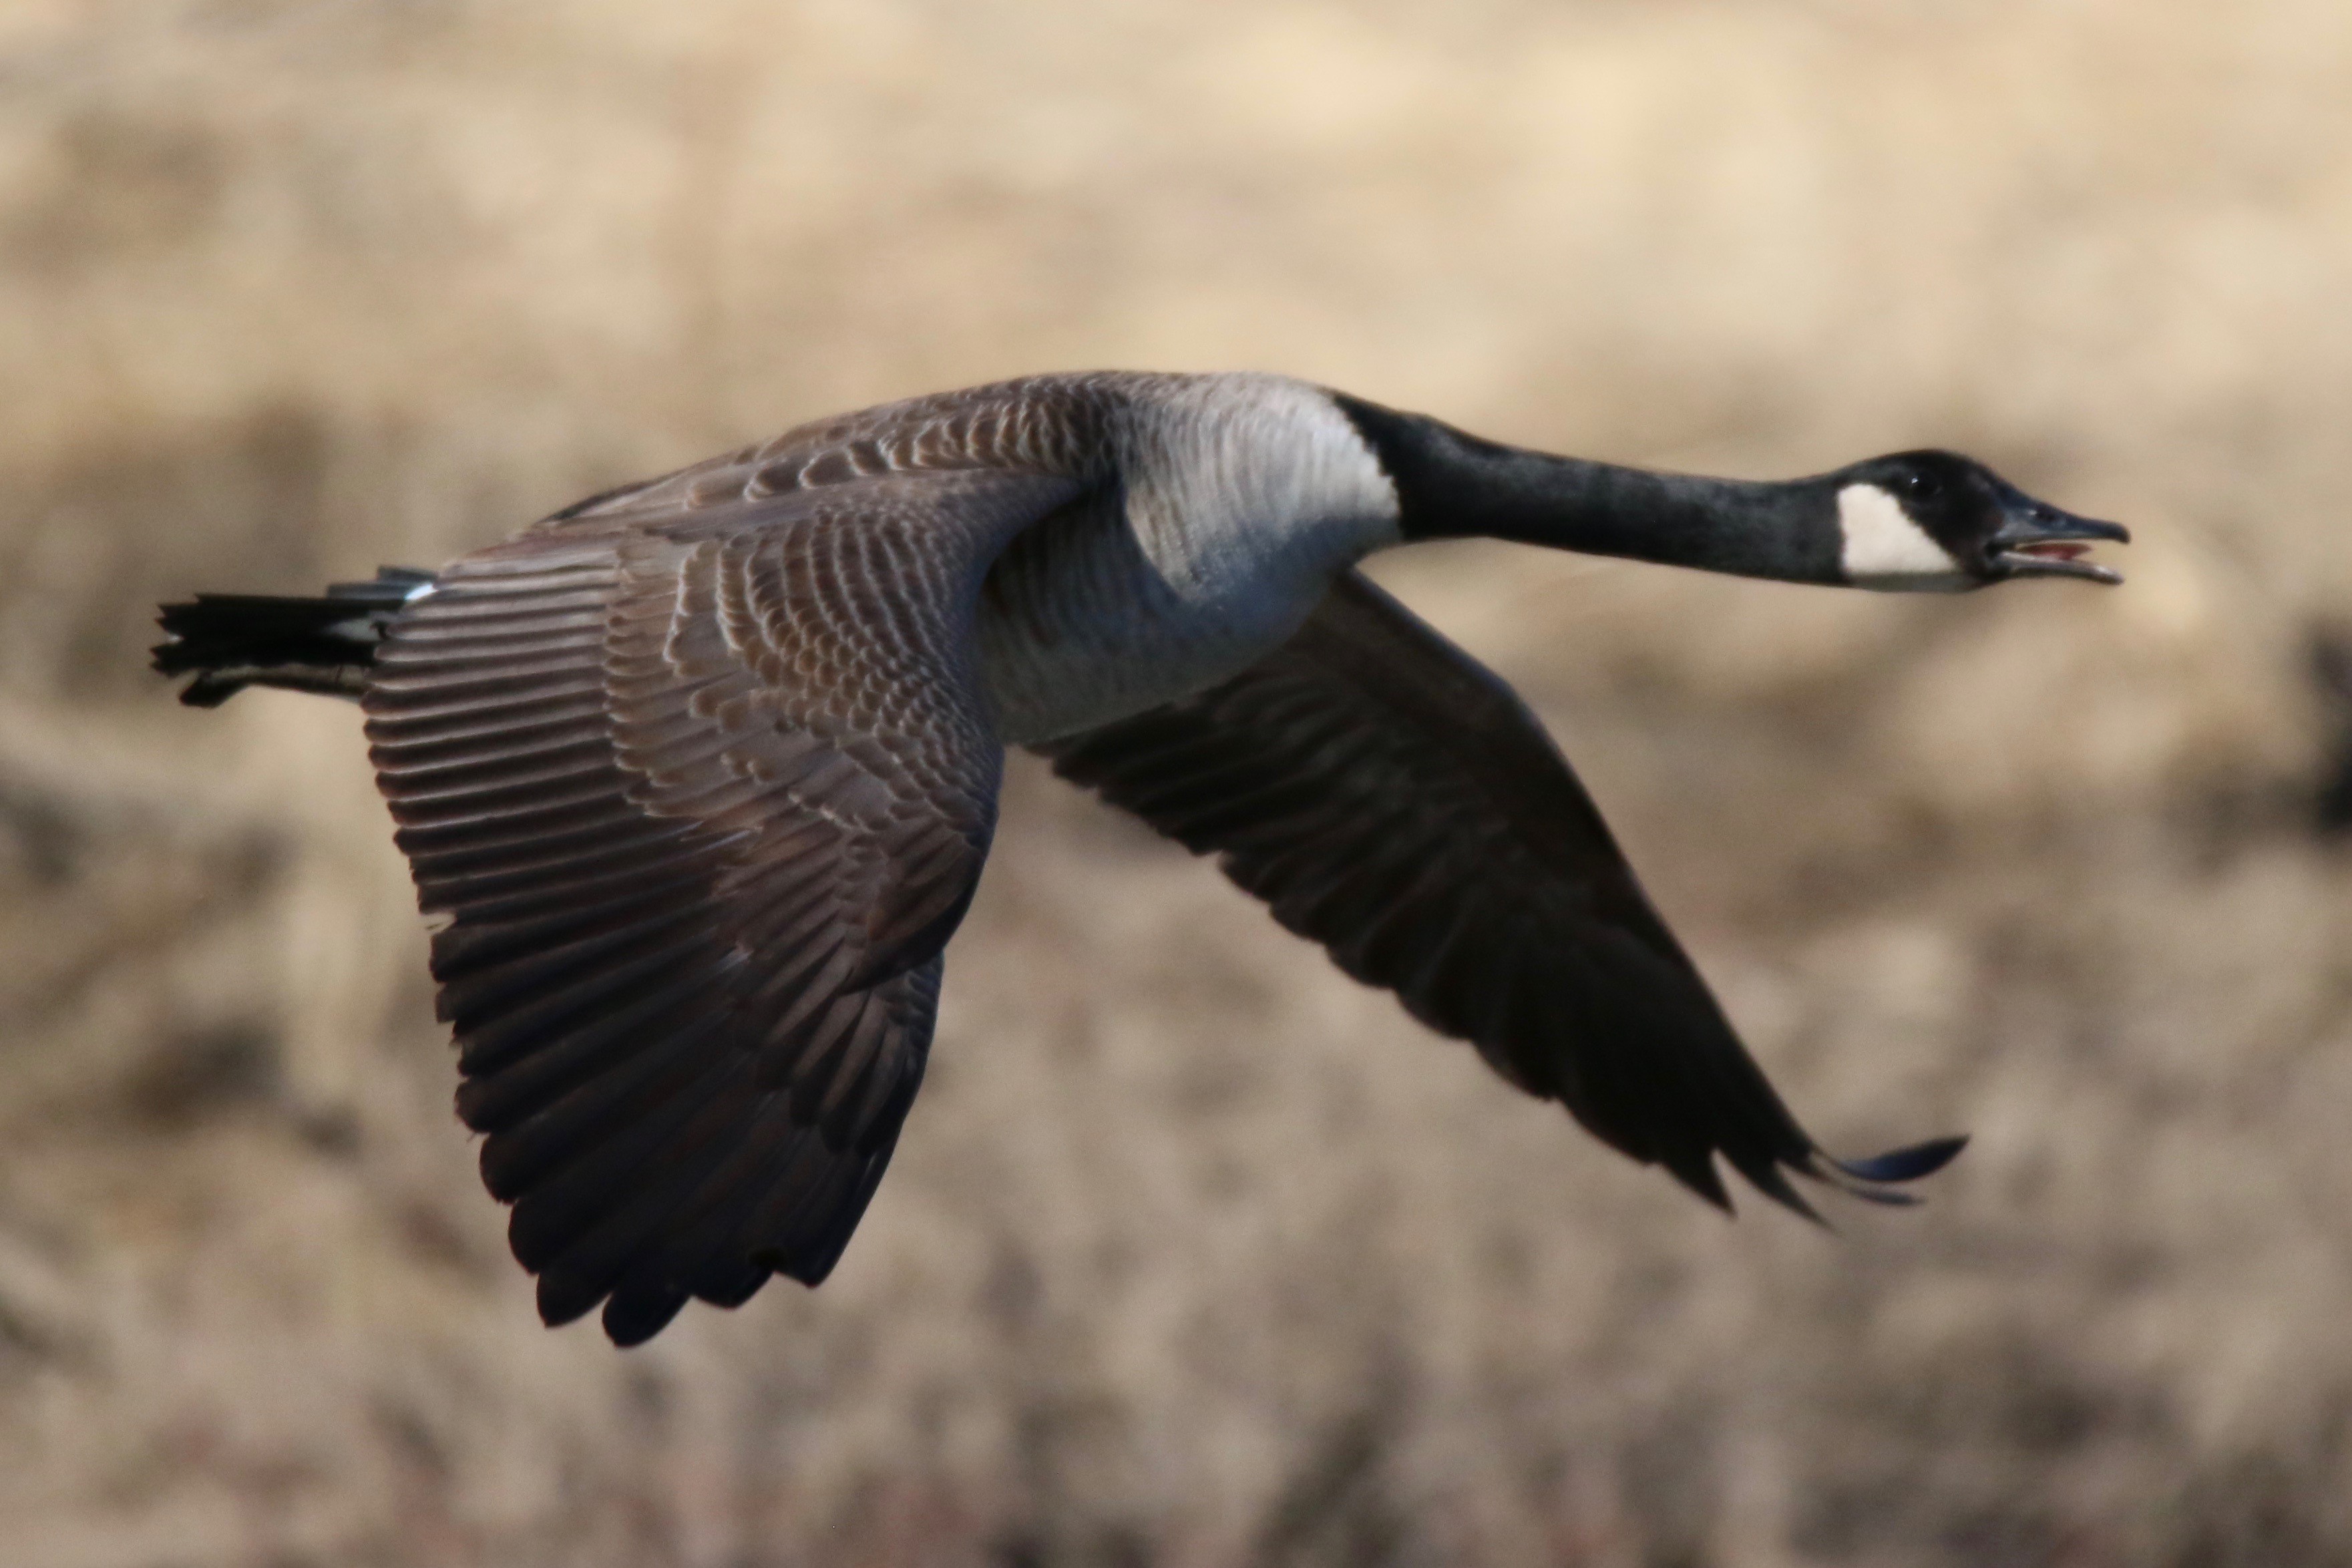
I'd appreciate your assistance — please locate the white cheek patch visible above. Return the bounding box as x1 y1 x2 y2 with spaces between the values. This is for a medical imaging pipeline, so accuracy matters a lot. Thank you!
1837 483 1969 591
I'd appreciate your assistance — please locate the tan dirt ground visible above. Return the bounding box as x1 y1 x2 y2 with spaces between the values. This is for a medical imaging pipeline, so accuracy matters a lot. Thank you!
4 1 2351 1563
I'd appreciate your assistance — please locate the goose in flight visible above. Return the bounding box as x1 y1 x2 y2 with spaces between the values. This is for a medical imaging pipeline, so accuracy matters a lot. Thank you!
154 372 2127 1344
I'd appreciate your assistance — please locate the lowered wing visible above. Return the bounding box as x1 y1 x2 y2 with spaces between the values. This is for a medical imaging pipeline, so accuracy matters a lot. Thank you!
1040 569 1961 1215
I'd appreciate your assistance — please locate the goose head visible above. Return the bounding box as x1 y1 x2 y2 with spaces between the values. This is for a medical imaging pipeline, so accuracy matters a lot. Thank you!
1830 450 2129 592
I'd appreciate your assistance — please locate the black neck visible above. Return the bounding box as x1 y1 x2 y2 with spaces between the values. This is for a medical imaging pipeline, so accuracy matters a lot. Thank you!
1334 395 1840 586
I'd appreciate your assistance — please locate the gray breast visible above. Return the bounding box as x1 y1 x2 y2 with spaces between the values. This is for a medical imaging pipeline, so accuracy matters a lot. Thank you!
973 375 1402 745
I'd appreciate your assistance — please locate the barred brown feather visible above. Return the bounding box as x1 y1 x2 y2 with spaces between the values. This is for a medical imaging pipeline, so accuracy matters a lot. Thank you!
364 452 1085 1344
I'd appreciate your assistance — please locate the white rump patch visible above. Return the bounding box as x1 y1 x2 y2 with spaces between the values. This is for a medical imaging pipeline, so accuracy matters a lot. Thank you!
1837 483 1967 591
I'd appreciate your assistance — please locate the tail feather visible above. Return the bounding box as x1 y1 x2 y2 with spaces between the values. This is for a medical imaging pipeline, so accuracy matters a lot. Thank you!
154 566 435 708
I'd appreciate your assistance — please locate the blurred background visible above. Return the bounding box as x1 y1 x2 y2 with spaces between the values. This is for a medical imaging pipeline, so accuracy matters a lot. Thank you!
5 1 2352 1563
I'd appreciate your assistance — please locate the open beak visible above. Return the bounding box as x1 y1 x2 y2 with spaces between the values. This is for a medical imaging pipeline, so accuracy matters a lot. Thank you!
1987 496 2130 585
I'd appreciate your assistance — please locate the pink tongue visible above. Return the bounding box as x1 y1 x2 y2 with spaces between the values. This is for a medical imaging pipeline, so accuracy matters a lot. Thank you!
2019 542 2090 561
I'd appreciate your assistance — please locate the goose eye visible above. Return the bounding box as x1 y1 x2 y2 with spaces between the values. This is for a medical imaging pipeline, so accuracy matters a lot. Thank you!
1899 470 1942 501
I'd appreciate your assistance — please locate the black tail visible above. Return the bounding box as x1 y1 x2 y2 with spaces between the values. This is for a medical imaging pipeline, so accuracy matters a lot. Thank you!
153 566 435 708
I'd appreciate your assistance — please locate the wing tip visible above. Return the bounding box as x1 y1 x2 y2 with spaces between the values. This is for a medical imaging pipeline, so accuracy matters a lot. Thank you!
1662 1147 1736 1214
1828 1133 1970 1186
600 1281 692 1347
1787 1132 1968 1212
1695 1133 1967 1222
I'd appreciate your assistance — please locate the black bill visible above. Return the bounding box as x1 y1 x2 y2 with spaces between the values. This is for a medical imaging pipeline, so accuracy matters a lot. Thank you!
1987 494 2131 584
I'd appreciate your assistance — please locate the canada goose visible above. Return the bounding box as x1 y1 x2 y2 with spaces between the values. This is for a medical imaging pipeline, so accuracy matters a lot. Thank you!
154 371 2127 1345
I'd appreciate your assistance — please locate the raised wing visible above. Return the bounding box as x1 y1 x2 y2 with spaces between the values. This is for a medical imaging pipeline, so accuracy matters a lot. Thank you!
1040 570 1962 1215
365 464 1083 1343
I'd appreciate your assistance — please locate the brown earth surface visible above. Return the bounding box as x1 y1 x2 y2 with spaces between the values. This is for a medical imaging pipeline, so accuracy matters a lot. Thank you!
4 2 2351 1563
